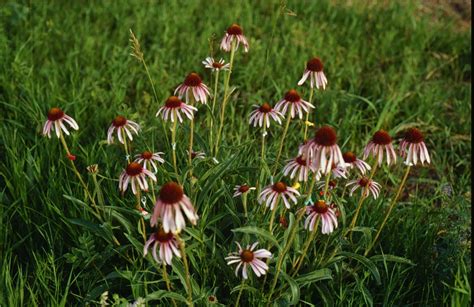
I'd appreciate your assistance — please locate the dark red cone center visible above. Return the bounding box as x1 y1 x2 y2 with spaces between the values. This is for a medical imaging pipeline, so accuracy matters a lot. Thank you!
273 182 287 193
314 200 328 214
184 73 202 87
284 89 301 102
212 62 223 69
343 151 357 163
47 107 64 121
296 155 307 166
307 57 324 72
404 128 424 143
126 162 143 176
155 228 173 242
372 130 392 145
240 249 254 262
239 185 250 193
160 182 184 204
259 102 272 113
358 177 369 187
112 115 127 127
227 23 243 35
141 151 153 159
314 126 337 146
165 96 183 108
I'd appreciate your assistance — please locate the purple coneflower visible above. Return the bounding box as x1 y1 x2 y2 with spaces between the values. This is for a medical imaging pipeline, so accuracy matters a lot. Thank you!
143 228 181 265
343 151 371 175
304 200 338 234
134 151 164 173
363 129 397 166
259 181 300 210
202 57 230 72
298 57 328 90
274 89 314 119
119 162 157 194
107 115 140 145
175 73 210 104
249 102 283 128
301 125 344 174
187 150 206 160
225 242 271 279
282 155 315 182
43 107 79 138
220 23 249 53
156 96 197 123
233 184 256 198
346 177 382 199
399 128 431 166
151 182 198 233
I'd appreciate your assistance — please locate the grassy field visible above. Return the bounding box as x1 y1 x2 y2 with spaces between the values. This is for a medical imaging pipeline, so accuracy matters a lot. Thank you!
0 0 471 306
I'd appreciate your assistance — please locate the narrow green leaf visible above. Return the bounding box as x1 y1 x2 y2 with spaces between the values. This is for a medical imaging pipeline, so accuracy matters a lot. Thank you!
340 252 381 285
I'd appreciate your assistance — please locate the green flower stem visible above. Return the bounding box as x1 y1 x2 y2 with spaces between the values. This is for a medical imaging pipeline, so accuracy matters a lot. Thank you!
140 56 171 151
171 116 178 175
266 172 317 304
188 96 195 169
209 70 220 156
215 41 236 155
273 105 293 174
162 264 178 307
242 192 248 218
235 279 246 307
303 86 315 140
268 202 279 235
177 235 194 306
121 129 131 163
291 170 331 275
59 132 100 217
347 160 379 237
291 217 319 275
364 165 411 256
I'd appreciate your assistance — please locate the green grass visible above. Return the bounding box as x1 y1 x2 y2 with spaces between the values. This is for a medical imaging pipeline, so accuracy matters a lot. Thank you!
0 0 471 306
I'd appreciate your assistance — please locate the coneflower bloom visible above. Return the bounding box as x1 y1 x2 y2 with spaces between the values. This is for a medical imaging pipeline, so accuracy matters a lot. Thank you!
134 151 165 173
297 57 328 90
304 200 338 234
220 23 249 53
301 125 344 174
151 182 198 233
156 96 197 123
258 181 300 210
274 89 314 119
225 242 271 279
174 73 211 104
107 115 140 145
343 151 371 175
143 228 181 265
363 129 397 166
42 107 79 138
248 102 283 128
119 162 157 194
331 163 348 179
316 179 337 192
202 57 230 72
233 184 256 197
399 128 431 166
187 150 206 160
346 177 382 199
282 155 316 182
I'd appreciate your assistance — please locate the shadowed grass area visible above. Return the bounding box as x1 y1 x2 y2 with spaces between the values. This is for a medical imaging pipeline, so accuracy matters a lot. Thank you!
0 0 470 305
